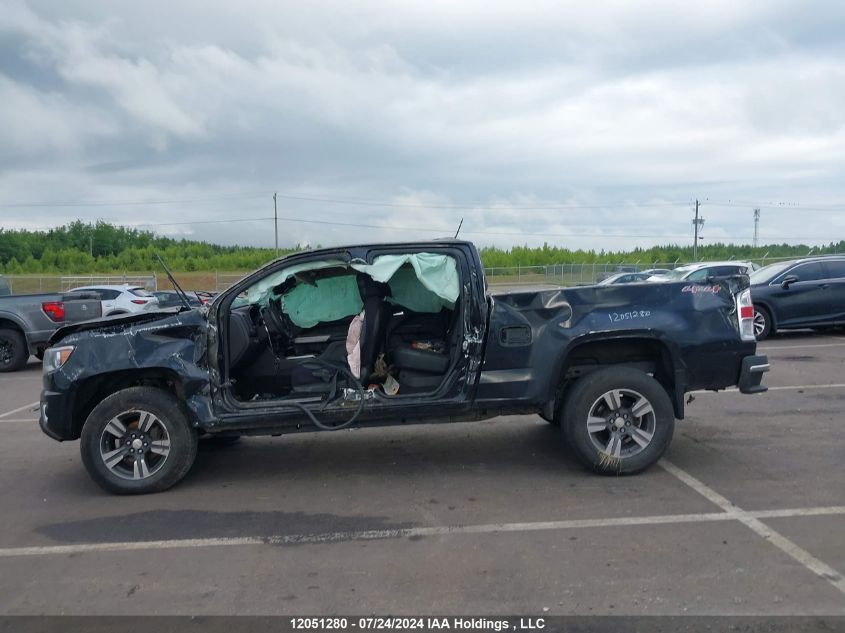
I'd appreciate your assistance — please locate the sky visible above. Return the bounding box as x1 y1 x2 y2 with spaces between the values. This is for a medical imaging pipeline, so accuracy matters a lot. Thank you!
1 0 844 251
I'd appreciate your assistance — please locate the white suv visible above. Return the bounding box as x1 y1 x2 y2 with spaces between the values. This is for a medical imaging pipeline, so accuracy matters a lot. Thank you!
69 285 159 316
647 262 757 283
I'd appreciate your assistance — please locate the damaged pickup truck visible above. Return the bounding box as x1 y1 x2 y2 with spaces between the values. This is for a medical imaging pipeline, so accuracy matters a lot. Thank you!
39 240 769 494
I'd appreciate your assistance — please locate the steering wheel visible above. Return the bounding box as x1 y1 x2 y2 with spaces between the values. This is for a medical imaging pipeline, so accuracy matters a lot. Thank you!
260 298 288 339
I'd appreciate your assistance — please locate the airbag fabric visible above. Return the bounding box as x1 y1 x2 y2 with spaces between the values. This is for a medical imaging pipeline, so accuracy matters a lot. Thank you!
281 275 363 328
353 253 459 312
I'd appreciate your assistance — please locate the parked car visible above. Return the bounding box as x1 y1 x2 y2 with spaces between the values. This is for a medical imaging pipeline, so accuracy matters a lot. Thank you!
152 290 205 309
597 272 651 285
0 291 102 371
70 285 159 316
595 265 639 283
749 256 845 340
647 261 756 283
40 239 767 494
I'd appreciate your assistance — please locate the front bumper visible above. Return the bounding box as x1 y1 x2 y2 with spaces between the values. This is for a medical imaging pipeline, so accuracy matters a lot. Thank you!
39 372 76 441
738 354 769 394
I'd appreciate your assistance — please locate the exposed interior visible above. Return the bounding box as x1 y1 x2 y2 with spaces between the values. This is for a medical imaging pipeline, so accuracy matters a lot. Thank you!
224 253 463 402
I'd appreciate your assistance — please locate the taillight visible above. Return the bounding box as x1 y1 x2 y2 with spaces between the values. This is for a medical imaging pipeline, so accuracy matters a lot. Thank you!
42 301 65 322
737 289 756 341
131 299 148 305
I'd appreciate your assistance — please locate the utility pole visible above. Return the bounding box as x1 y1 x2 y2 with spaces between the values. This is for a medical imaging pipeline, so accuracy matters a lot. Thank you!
753 208 761 248
273 192 278 257
692 199 705 261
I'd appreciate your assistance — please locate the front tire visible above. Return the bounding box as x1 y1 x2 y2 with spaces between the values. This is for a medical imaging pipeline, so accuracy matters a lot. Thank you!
80 387 198 494
754 305 773 341
0 328 28 372
561 367 675 475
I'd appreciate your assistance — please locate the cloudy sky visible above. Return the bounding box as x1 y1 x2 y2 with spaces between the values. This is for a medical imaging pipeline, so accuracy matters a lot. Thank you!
1 0 844 250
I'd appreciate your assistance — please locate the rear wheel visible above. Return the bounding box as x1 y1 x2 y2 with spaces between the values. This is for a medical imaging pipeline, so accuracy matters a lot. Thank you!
753 305 773 340
80 386 198 494
561 367 675 475
0 328 28 372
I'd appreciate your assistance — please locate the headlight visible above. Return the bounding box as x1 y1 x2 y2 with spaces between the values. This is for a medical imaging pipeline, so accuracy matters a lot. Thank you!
43 345 75 374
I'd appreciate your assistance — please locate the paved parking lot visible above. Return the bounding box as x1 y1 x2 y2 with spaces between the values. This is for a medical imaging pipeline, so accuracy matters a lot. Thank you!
0 331 843 615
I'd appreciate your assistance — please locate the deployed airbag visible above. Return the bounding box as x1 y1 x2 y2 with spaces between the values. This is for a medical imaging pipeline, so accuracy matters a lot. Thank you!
353 253 459 312
281 274 363 328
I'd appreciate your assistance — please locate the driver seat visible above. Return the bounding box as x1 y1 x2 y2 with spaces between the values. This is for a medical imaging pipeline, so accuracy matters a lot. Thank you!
356 273 390 384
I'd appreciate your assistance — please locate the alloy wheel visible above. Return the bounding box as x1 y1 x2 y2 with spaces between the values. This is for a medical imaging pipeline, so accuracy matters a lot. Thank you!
586 389 657 459
98 410 171 480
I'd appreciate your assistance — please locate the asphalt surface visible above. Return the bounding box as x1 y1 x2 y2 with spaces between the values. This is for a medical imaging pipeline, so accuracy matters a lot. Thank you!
0 331 843 615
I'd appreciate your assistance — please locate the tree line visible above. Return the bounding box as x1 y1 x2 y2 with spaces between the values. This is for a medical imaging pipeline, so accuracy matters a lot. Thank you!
0 221 842 275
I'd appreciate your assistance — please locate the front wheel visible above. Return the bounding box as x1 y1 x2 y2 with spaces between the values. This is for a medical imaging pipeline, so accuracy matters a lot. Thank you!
561 367 675 475
80 386 198 494
754 305 773 340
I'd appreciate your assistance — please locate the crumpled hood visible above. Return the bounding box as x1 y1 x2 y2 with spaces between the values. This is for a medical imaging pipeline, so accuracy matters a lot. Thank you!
48 307 195 346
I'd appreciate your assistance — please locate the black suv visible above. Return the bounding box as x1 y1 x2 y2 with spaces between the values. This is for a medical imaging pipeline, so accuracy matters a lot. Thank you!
750 256 845 339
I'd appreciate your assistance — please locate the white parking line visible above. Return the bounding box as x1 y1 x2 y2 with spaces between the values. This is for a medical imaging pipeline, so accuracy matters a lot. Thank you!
659 459 845 595
758 343 845 351
0 401 39 419
0 419 38 423
694 383 845 394
0 505 843 559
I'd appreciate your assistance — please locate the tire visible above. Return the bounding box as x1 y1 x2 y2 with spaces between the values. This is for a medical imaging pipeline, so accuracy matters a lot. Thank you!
753 305 773 341
561 367 675 475
80 386 198 494
0 328 28 373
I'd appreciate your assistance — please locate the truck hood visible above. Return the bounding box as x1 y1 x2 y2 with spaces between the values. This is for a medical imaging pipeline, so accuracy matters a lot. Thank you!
48 307 196 346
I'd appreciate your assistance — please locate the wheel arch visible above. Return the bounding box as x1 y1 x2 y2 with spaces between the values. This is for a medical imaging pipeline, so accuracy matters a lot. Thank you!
71 367 190 439
0 316 30 346
549 334 684 421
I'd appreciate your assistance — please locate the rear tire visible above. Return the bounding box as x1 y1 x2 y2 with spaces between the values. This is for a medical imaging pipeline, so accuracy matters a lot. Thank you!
0 328 28 372
80 386 198 494
754 305 773 341
561 367 675 475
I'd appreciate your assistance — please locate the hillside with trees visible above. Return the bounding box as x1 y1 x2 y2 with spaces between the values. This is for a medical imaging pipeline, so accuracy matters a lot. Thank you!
1 221 843 274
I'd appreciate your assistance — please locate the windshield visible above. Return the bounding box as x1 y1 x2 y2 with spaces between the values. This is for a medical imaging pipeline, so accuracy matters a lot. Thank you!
750 262 794 285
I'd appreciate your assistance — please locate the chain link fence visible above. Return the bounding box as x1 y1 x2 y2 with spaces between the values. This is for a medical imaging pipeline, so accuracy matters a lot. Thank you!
3 254 840 294
2 273 157 295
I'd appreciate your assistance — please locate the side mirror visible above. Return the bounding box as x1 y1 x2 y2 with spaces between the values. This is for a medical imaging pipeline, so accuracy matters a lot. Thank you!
781 275 799 289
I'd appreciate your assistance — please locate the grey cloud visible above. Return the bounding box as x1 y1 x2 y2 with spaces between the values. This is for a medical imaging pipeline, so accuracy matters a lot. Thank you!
0 0 844 251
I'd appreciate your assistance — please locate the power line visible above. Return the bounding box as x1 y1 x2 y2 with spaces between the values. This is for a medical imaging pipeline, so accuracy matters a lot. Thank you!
96 214 842 242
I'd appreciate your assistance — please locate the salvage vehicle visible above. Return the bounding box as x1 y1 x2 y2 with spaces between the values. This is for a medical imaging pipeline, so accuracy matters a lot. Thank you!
39 240 769 494
749 256 845 340
597 272 651 285
70 285 159 316
0 291 102 372
647 261 756 283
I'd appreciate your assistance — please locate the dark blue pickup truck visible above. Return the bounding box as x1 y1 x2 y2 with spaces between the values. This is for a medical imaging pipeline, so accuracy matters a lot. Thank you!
39 240 768 494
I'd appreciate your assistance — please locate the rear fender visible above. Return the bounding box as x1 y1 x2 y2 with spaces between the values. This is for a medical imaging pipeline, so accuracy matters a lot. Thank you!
552 333 685 420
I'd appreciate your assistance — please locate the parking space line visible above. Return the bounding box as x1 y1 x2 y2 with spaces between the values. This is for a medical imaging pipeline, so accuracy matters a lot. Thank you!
694 383 845 394
758 343 845 351
659 459 845 595
0 419 38 423
0 402 39 419
1 505 845 559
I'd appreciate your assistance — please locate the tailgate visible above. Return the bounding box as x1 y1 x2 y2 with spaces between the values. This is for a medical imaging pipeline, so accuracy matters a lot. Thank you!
61 293 102 323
